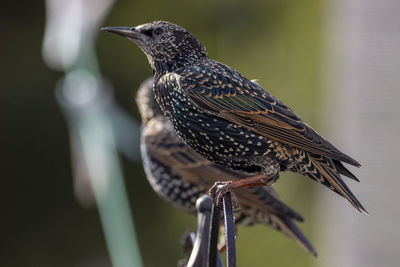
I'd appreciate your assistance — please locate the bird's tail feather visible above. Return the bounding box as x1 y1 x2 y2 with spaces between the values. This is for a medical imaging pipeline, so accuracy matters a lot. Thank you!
236 186 304 222
306 154 367 214
270 214 317 257
332 159 360 182
236 209 317 256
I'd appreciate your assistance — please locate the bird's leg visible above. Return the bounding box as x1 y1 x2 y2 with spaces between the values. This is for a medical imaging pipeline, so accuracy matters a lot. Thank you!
209 174 270 206
217 223 239 252
218 224 226 252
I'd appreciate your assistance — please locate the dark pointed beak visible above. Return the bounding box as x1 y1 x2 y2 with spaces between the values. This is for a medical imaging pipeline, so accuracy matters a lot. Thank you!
101 27 143 40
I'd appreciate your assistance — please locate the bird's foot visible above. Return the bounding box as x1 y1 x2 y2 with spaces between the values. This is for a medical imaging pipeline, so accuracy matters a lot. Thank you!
209 181 239 209
218 241 226 253
209 181 231 206
209 174 270 208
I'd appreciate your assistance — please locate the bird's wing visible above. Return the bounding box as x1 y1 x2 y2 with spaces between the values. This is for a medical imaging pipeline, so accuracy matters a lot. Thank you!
143 117 303 221
176 60 360 167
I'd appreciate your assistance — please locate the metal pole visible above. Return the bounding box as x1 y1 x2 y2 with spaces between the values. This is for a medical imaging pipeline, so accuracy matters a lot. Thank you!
223 193 236 267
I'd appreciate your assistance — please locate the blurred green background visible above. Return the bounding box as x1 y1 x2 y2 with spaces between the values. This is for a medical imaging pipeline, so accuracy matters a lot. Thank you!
3 0 324 266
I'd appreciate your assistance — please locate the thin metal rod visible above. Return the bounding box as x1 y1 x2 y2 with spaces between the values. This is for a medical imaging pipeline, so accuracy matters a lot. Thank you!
209 203 221 267
223 193 237 267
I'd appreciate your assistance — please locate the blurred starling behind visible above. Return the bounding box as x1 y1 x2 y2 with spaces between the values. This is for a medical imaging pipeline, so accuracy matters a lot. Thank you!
136 77 317 256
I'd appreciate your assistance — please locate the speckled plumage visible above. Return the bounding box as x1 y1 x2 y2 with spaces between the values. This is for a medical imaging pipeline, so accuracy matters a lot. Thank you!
136 78 317 256
102 21 366 213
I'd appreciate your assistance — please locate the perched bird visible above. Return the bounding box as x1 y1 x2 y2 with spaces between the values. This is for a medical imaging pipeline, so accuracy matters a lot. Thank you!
136 77 317 256
102 21 367 214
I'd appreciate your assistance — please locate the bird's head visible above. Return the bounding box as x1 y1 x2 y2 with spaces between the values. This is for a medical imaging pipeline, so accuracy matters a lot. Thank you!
135 77 163 124
102 21 208 75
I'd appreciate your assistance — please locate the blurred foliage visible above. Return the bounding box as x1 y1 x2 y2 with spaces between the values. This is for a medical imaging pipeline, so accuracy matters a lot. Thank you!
2 0 323 266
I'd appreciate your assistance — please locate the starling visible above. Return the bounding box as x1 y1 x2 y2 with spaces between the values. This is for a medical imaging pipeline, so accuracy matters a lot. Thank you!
102 21 367 214
136 77 317 256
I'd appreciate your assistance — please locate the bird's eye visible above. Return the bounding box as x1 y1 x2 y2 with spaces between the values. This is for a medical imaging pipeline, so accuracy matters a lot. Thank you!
153 27 164 35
